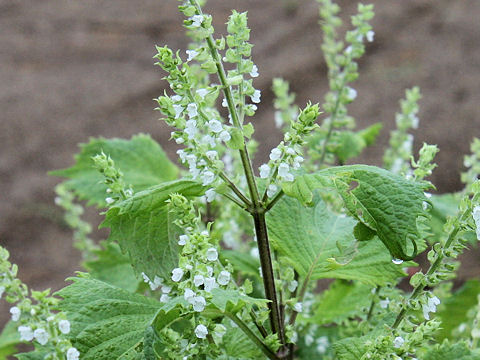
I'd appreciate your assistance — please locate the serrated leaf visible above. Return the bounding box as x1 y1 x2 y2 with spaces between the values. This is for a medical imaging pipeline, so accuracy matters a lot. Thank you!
423 340 480 360
15 351 49 360
84 242 140 292
101 179 204 280
436 280 480 340
283 165 430 260
51 134 179 207
222 327 263 359
311 280 372 325
209 288 268 314
267 195 407 286
57 277 161 360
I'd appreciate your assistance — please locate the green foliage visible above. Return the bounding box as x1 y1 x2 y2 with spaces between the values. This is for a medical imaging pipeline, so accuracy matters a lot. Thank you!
209 288 268 314
221 327 263 359
57 277 161 360
283 164 430 260
101 179 204 280
267 194 407 286
423 340 480 360
221 250 260 278
0 321 20 358
51 134 179 207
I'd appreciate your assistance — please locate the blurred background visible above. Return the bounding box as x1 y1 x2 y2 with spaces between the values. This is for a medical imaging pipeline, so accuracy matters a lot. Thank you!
1 0 480 328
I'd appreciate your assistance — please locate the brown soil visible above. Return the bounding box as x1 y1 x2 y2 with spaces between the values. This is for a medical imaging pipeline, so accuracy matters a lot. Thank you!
1 0 480 330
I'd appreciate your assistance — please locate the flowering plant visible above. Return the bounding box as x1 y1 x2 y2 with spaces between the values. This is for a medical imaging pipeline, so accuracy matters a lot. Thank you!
2 0 480 359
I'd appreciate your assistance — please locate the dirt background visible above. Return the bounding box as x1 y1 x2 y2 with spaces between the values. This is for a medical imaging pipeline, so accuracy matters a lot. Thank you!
1 0 480 331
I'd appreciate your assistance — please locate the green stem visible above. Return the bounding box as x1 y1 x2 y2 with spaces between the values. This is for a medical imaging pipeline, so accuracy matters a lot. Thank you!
367 286 381 321
266 190 285 212
219 172 252 207
225 312 280 360
318 94 342 166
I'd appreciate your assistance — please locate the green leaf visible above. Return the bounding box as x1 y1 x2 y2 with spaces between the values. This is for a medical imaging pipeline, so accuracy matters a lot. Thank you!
15 351 49 360
84 242 140 292
334 131 367 164
226 128 245 150
51 134 179 207
222 249 260 278
424 340 480 360
57 277 161 360
358 123 383 146
267 194 407 286
0 321 20 358
222 327 263 359
283 165 430 260
436 280 480 340
101 179 204 280
209 288 268 314
311 280 372 325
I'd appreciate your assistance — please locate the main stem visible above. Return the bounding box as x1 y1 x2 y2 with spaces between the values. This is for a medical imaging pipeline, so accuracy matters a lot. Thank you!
192 0 286 348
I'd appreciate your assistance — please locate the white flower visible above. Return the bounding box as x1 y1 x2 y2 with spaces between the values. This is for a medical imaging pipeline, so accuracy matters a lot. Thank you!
473 206 480 240
185 119 198 139
410 113 419 129
160 294 170 303
258 266 263 278
184 288 195 303
293 302 303 313
316 336 329 354
187 103 198 118
195 324 208 339
219 130 231 142
0 286 4 299
162 285 172 294
201 170 215 186
222 98 228 108
186 49 199 62
269 147 282 161
393 336 404 348
379 298 390 309
173 104 184 119
208 119 223 133
422 295 440 320
201 134 216 147
305 334 314 346
366 30 375 42
149 276 163 291
196 88 209 98
204 277 217 292
267 184 278 198
251 89 261 103
34 328 49 345
274 111 283 128
171 268 184 282
206 248 218 261
278 163 290 177
178 234 188 246
194 275 205 287
346 87 357 100
18 326 34 341
217 271 231 286
293 156 304 169
10 306 21 322
105 197 114 204
288 280 298 292
207 266 214 277
171 95 182 102
192 296 206 312
59 319 71 335
177 149 187 162
206 150 217 160
250 64 259 77
259 164 270 179
190 15 204 28
66 347 80 360
205 188 216 203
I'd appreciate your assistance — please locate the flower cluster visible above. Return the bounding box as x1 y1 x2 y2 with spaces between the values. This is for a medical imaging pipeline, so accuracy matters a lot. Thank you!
0 247 79 360
272 78 299 130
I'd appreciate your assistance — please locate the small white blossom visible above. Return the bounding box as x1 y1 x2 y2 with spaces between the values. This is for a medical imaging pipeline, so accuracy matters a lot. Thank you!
187 103 198 118
410 113 419 129
10 306 21 322
278 163 294 182
171 268 184 282
194 274 205 287
162 285 172 294
196 88 209 98
33 328 49 345
186 49 199 62
18 326 34 341
173 104 184 119
184 288 195 303
217 271 231 286
288 280 298 292
160 294 170 303
206 248 218 262
251 90 261 103
105 197 114 205
206 150 218 160
208 119 223 133
201 170 215 186
171 95 182 102
195 324 208 339
204 277 217 292
205 188 216 203
293 302 303 313
66 347 80 360
185 119 198 139
207 266 214 277
192 296 206 312
274 111 283 128
201 134 216 147
177 149 187 162
346 87 357 100
219 130 231 142
267 184 278 198
393 336 404 348
250 64 259 77
366 30 375 42
259 164 270 179
305 334 314 346
178 234 188 246
472 206 480 240
316 336 329 354
149 276 163 291
293 156 304 170
258 266 263 278
222 98 228 108
423 295 440 320
59 319 71 335
379 298 390 309
190 15 204 28
269 148 282 161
